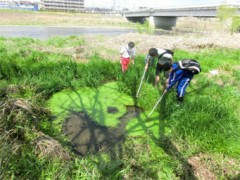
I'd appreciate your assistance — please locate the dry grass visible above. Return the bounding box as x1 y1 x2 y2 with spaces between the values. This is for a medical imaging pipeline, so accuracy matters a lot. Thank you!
32 31 240 62
188 153 240 179
34 134 71 161
0 10 132 27
175 17 226 33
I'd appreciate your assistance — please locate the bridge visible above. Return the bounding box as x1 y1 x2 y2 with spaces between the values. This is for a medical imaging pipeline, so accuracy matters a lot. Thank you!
124 5 240 30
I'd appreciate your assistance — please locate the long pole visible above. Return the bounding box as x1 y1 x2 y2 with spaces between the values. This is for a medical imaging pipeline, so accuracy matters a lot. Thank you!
136 69 146 98
148 92 165 118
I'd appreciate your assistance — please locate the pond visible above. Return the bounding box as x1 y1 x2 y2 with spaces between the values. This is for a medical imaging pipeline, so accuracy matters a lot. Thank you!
48 82 145 155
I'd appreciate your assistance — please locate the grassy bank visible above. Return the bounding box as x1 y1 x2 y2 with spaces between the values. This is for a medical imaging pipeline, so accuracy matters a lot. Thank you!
0 9 134 28
0 35 240 179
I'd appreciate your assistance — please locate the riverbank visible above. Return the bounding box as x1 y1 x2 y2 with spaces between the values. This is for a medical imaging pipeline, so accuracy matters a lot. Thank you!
1 10 240 62
0 10 134 27
86 32 240 61
22 32 239 63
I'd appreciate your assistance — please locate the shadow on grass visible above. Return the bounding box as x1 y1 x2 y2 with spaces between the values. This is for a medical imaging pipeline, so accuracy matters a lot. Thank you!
130 92 197 179
56 79 197 178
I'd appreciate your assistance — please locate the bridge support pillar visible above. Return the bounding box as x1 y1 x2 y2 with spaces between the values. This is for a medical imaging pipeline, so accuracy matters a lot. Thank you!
149 16 177 30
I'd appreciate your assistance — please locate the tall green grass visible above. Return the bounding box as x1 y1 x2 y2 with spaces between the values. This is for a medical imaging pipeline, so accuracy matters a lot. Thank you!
46 36 86 48
136 21 155 34
0 51 119 97
0 36 240 179
168 95 240 156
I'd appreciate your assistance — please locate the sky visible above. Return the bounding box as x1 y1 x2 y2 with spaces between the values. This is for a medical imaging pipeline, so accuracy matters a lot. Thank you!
85 0 240 10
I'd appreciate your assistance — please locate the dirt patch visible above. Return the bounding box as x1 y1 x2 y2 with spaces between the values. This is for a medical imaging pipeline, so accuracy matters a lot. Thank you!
188 153 240 179
188 155 216 180
62 105 143 155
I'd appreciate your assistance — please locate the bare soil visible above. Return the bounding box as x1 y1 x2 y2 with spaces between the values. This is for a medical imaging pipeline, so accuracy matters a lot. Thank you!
188 153 240 180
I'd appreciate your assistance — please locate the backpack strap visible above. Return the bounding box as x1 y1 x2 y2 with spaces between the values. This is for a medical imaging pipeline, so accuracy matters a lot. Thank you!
125 47 130 57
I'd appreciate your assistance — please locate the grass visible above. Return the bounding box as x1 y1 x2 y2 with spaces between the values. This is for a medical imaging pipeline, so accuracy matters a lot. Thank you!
0 35 240 179
136 21 155 34
0 9 135 28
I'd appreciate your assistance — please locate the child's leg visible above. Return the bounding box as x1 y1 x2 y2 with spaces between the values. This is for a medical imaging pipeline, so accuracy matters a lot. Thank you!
176 77 191 101
121 58 130 72
125 59 130 71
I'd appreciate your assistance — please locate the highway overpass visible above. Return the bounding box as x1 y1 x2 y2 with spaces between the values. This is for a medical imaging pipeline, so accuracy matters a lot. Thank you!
124 5 240 30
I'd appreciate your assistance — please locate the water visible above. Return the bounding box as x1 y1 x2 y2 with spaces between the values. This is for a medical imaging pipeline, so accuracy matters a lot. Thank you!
63 105 142 155
0 25 136 39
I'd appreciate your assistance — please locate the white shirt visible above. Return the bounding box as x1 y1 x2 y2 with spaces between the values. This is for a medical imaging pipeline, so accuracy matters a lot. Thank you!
157 48 173 59
156 48 166 55
120 46 136 58
144 48 173 67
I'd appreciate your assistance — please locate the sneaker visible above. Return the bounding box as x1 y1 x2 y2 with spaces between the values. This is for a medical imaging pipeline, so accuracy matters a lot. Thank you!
177 96 184 102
